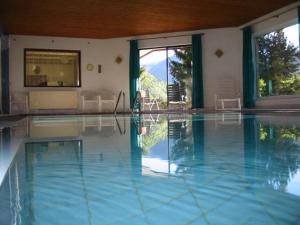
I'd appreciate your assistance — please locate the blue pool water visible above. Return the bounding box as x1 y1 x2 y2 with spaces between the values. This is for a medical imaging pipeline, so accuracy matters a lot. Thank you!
0 113 300 225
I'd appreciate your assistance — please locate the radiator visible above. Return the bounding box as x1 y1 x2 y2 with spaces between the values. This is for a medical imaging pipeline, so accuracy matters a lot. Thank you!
29 91 78 110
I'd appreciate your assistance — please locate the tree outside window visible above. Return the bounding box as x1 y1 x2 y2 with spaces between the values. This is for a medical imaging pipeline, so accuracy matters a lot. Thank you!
256 24 300 97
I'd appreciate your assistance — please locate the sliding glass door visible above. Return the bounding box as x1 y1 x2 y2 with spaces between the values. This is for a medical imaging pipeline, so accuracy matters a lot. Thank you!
140 48 168 109
168 46 192 109
139 45 192 110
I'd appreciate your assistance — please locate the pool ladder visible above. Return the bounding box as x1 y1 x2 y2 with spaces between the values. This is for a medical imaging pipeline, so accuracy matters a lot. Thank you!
114 90 126 115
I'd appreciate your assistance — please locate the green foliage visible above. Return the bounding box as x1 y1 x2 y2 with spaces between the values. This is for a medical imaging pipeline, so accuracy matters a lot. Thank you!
278 127 300 141
141 119 168 153
169 47 193 103
259 79 267 97
259 124 300 142
259 126 268 140
139 67 167 103
256 29 300 96
276 75 300 95
258 124 300 191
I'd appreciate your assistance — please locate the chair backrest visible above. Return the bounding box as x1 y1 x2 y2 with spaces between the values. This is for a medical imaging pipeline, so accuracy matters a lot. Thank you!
81 91 98 100
142 89 151 103
216 76 238 98
167 84 185 102
98 89 115 100
168 120 186 140
11 91 28 102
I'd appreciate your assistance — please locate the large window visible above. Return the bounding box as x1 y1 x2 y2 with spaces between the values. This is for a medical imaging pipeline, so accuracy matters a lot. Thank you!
139 45 192 110
24 49 81 87
256 24 300 97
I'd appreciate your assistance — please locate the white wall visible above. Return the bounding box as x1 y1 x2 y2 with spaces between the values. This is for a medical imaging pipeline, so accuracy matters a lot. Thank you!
202 28 243 108
9 35 130 111
9 27 243 111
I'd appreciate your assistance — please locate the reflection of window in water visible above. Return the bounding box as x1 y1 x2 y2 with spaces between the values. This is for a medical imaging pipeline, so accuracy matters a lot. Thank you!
259 124 300 142
140 117 194 175
26 140 82 163
258 124 300 193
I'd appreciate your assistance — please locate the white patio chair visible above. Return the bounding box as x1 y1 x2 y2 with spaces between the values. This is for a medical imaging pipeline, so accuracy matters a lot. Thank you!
215 76 241 111
98 89 117 112
81 91 101 112
141 89 159 111
10 91 29 114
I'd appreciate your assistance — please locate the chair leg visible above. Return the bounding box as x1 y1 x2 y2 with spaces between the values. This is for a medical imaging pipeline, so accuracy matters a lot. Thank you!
237 99 241 110
150 102 154 111
98 96 102 112
82 118 86 132
98 116 102 131
81 96 85 112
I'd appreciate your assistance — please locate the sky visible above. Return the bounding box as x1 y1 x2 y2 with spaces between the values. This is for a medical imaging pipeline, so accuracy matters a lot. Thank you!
283 24 299 47
140 49 175 66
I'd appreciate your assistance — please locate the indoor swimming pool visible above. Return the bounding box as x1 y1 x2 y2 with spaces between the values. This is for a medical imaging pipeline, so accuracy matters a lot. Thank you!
0 113 300 225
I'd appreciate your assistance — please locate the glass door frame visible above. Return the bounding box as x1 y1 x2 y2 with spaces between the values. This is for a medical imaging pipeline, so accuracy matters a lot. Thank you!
139 44 192 109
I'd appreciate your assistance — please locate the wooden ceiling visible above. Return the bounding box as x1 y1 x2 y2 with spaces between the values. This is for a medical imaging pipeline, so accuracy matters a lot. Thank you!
0 0 297 39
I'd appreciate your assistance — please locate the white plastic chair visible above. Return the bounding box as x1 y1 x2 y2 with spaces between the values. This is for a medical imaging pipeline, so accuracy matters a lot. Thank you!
98 89 117 112
10 92 29 114
215 76 241 111
81 91 101 112
141 89 159 111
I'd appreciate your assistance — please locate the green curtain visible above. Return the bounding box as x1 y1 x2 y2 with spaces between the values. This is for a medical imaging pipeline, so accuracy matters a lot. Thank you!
129 40 140 109
192 34 204 108
243 26 256 108
298 6 300 47
1 31 10 114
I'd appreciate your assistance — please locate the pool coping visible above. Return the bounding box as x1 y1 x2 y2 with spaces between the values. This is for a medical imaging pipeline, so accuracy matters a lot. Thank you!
5 108 300 117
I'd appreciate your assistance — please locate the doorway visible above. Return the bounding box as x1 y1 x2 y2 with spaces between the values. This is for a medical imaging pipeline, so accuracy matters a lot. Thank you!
139 45 192 111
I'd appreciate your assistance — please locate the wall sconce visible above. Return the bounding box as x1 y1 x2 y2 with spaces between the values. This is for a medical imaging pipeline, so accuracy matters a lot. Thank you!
115 56 123 64
214 49 224 58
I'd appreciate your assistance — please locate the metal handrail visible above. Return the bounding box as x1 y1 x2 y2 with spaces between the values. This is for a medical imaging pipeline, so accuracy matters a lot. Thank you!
114 91 125 115
115 116 126 135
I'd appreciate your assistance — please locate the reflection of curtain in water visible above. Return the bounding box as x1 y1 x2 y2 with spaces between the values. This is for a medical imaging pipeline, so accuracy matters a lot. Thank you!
191 115 205 182
2 127 10 150
130 117 142 176
192 115 204 162
243 116 258 181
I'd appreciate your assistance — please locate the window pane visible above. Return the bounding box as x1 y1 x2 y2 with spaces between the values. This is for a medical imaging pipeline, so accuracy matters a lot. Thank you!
25 50 81 87
139 46 192 111
256 24 300 97
139 48 168 110
168 46 192 108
